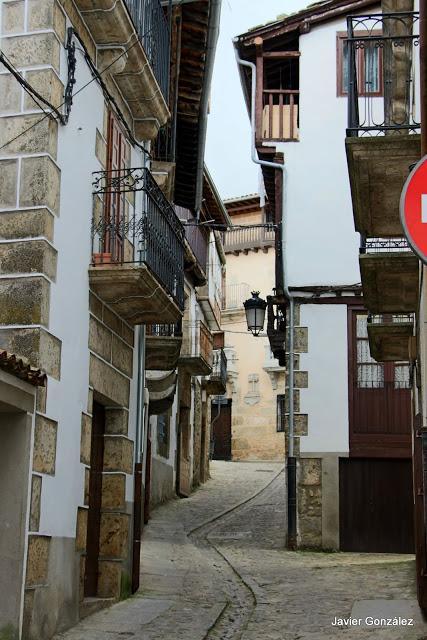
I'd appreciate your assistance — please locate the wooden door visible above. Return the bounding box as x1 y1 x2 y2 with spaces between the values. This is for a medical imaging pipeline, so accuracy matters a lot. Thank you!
104 113 129 262
84 402 105 597
339 458 414 553
349 311 411 457
212 400 232 461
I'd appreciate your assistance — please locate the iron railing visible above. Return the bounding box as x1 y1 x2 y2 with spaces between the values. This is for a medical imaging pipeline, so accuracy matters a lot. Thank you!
124 0 170 99
361 236 412 253
175 206 208 272
367 313 414 325
266 299 286 366
346 11 420 136
92 167 185 310
221 283 251 310
222 226 276 252
146 322 182 337
181 320 213 366
211 348 227 387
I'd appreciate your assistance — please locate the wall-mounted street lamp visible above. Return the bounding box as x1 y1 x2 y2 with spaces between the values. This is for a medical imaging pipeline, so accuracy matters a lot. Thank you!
243 291 267 337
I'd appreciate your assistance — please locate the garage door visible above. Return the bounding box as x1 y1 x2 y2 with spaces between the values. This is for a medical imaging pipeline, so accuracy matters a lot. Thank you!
339 458 414 553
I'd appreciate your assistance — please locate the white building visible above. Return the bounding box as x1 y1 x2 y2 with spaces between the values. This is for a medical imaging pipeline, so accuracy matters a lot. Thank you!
235 0 418 552
0 0 224 637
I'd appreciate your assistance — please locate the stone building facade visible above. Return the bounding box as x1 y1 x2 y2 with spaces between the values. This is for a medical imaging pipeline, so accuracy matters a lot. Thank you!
0 0 223 637
234 0 417 554
220 194 286 461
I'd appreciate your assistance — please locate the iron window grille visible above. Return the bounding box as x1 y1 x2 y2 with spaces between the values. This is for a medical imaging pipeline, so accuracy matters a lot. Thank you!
277 394 286 432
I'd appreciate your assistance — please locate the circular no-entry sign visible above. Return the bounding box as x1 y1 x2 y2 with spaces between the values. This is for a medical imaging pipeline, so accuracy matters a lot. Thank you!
400 155 427 263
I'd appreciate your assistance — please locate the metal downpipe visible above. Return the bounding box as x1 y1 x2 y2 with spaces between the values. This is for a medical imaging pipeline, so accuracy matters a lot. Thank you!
235 52 297 549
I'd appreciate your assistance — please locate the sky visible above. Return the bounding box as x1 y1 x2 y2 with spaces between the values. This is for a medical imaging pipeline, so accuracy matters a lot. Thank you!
205 0 310 200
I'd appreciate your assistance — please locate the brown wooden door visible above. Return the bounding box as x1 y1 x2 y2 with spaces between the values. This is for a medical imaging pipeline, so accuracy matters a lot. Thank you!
349 311 411 457
84 401 105 597
212 400 232 461
104 112 129 262
339 458 415 553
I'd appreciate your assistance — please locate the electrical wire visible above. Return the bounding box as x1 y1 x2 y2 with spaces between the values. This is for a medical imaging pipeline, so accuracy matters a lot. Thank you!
0 51 66 123
0 29 144 154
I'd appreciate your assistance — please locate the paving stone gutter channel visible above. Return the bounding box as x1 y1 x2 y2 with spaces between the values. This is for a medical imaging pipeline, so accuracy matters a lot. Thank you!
54 462 285 640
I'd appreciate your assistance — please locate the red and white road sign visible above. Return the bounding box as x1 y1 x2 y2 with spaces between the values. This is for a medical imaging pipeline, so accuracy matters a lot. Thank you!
400 155 427 263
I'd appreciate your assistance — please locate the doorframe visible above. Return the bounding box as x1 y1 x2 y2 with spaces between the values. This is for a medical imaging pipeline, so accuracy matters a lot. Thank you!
0 369 36 639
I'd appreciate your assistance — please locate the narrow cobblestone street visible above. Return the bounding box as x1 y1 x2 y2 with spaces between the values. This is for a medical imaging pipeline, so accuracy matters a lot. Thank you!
57 462 427 640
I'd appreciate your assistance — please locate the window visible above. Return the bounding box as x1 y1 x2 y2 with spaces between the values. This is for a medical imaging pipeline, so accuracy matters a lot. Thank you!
356 314 384 388
276 394 286 432
337 32 383 97
103 111 130 261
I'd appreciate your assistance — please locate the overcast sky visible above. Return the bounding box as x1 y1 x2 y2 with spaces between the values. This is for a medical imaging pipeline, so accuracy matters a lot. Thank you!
205 0 309 200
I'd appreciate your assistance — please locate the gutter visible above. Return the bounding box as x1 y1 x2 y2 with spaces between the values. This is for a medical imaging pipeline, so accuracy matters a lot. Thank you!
234 48 297 550
194 0 222 213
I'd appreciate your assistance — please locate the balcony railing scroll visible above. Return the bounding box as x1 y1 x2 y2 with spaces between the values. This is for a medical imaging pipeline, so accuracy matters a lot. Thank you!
92 167 185 310
346 11 420 136
124 0 170 99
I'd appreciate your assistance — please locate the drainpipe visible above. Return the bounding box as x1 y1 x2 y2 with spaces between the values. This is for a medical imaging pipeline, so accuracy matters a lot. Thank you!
235 51 297 550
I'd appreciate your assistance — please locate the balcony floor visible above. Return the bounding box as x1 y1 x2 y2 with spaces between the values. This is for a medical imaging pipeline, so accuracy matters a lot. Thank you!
89 264 182 325
346 134 421 237
146 336 183 371
368 322 413 362
359 253 419 313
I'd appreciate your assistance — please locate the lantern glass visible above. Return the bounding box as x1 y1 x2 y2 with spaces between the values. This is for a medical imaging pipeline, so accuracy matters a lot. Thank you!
243 291 267 336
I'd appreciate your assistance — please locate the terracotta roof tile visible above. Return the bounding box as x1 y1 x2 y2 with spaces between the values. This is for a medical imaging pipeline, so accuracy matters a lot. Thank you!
0 350 46 386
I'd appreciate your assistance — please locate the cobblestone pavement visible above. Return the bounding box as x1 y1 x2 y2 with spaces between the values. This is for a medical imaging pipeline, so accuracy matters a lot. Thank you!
56 461 427 640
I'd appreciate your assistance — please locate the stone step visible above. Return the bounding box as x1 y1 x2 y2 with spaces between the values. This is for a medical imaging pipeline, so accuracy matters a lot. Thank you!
79 597 115 620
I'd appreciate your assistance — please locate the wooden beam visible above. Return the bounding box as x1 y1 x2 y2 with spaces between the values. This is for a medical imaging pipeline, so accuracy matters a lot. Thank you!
263 51 301 58
255 36 264 144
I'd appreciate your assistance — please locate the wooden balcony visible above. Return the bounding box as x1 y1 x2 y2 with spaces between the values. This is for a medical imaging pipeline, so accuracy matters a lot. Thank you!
145 324 182 371
359 239 419 314
346 135 420 237
222 227 275 255
367 314 414 362
204 348 227 396
179 321 213 376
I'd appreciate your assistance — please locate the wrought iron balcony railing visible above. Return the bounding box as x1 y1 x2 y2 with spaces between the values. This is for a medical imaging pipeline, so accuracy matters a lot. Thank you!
92 167 185 310
211 348 227 386
181 320 213 366
124 0 170 99
175 206 208 272
221 283 251 310
360 236 412 254
146 321 182 337
346 11 420 136
222 226 276 253
367 313 414 325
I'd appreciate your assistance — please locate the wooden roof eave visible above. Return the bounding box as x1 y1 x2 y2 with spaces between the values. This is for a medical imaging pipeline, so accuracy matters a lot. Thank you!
234 0 380 49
